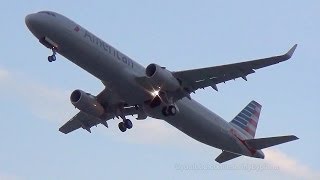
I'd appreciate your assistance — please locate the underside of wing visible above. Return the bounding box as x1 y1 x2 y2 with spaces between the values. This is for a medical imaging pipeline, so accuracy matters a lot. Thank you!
59 104 146 134
59 87 147 134
59 111 111 134
173 44 297 92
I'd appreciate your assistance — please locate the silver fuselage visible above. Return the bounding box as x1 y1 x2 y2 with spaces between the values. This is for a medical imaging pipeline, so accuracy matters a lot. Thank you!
25 11 263 158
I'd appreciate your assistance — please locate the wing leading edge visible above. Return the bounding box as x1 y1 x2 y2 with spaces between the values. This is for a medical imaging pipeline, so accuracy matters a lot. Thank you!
173 44 297 92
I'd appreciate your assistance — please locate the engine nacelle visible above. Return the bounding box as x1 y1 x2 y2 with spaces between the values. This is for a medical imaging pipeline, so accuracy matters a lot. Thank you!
145 63 180 91
70 89 105 117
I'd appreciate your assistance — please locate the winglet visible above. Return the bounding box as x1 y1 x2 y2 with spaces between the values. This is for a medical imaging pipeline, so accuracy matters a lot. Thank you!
284 44 298 59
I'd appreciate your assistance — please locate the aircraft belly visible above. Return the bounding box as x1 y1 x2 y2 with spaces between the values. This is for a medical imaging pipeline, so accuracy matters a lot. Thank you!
158 98 243 153
163 99 224 147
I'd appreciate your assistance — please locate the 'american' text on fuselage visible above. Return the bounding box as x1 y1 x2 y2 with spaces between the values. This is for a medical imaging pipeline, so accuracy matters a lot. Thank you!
84 30 134 68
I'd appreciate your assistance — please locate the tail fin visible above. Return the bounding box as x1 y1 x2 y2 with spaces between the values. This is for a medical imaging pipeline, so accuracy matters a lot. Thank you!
244 135 299 150
230 101 262 138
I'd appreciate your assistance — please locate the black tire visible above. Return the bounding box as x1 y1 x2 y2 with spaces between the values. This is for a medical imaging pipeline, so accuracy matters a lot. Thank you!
118 122 127 132
168 105 177 116
124 119 133 129
162 107 168 116
52 55 56 61
48 56 52 62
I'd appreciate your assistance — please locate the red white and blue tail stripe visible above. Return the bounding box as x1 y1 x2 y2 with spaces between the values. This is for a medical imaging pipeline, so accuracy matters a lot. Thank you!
230 101 262 138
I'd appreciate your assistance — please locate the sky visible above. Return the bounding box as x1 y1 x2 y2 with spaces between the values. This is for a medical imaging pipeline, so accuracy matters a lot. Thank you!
0 0 319 180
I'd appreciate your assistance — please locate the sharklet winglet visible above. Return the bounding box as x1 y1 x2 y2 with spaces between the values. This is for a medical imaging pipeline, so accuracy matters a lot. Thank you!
284 44 298 59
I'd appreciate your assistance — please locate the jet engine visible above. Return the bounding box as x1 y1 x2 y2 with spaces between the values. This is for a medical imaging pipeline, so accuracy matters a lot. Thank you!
145 63 180 91
70 89 105 117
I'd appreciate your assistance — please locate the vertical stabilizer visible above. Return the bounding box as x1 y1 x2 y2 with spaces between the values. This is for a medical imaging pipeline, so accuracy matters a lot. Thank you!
230 101 262 138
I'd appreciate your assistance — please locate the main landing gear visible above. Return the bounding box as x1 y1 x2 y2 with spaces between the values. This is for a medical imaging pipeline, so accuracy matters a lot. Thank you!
118 119 133 132
149 90 179 117
48 47 57 62
162 105 178 116
116 105 134 132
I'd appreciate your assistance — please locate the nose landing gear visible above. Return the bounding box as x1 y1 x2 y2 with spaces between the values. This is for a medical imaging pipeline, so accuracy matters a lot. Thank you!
48 47 57 62
39 37 58 62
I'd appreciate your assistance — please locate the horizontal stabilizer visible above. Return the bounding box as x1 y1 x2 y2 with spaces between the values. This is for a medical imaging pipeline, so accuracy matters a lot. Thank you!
215 151 241 163
244 135 299 150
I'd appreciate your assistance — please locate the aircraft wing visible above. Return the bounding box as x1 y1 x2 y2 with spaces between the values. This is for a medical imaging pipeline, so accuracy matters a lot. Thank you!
59 106 143 134
59 88 147 134
173 44 297 92
59 111 107 134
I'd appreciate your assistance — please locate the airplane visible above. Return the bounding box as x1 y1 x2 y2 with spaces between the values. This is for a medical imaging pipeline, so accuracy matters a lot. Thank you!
25 11 298 163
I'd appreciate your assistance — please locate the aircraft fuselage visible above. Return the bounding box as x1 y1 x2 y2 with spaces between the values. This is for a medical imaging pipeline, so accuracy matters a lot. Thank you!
25 11 264 159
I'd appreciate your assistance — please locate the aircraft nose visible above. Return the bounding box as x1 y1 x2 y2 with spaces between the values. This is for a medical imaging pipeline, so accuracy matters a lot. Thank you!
25 13 47 38
25 13 38 30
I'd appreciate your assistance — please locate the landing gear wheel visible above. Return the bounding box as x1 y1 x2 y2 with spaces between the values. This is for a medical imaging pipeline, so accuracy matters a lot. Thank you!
124 119 133 129
48 56 53 62
48 47 57 62
162 107 169 116
167 105 177 116
118 122 127 132
47 55 56 62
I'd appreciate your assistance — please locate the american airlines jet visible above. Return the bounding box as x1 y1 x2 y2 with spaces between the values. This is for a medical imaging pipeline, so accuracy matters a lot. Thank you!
25 11 298 163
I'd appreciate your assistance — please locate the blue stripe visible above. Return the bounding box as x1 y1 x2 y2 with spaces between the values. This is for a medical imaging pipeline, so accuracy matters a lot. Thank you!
246 105 255 112
251 101 260 106
238 113 250 121
237 115 249 122
244 107 255 114
234 117 248 125
232 120 246 129
248 104 256 109
242 110 252 117
233 119 246 126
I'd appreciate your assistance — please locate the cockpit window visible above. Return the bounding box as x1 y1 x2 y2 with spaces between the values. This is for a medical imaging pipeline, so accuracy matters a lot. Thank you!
38 11 56 17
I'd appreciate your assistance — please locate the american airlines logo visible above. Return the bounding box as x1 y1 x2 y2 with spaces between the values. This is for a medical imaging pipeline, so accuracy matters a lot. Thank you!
83 30 134 68
74 26 80 32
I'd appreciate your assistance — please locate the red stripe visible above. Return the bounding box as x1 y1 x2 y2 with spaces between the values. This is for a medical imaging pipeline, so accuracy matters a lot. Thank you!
245 126 255 137
249 119 257 127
